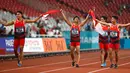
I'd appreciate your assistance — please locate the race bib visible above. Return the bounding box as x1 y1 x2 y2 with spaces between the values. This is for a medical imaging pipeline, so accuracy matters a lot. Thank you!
110 32 118 37
71 28 79 35
15 27 25 34
102 31 108 36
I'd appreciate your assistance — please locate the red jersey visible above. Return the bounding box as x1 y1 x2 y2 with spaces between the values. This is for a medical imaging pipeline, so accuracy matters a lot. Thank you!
70 24 80 42
14 19 25 38
110 24 120 43
99 25 109 43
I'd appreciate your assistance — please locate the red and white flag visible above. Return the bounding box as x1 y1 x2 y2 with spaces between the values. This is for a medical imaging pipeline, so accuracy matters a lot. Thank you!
42 10 60 20
89 10 105 35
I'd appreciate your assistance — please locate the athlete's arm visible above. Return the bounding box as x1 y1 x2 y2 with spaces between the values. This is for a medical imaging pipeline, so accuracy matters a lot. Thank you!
61 9 72 26
96 19 111 26
80 14 89 27
0 20 14 26
25 14 42 23
118 23 130 27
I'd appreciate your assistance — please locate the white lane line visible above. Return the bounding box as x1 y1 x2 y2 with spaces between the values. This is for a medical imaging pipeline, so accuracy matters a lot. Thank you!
39 62 100 73
0 56 99 72
39 56 130 73
88 62 130 73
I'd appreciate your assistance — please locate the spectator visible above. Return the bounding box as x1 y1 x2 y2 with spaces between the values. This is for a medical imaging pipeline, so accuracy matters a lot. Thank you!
0 27 7 37
53 19 62 35
39 23 46 35
84 17 93 31
126 26 130 38
8 29 13 36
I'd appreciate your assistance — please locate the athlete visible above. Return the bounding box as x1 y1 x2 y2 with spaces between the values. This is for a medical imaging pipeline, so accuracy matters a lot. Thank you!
99 16 109 67
97 16 130 68
0 11 42 67
61 9 89 67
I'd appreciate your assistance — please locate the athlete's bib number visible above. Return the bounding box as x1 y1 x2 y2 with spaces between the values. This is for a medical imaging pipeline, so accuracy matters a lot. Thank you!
15 27 24 34
110 32 118 37
102 31 108 36
71 28 79 35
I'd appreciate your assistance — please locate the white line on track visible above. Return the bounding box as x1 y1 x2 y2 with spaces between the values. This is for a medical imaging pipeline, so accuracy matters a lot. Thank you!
39 56 130 73
0 53 130 73
88 62 130 73
0 56 99 72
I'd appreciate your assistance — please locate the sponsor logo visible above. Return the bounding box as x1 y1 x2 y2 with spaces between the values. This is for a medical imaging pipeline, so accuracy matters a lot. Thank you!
24 38 44 52
5 38 14 52
80 37 98 43
5 39 14 47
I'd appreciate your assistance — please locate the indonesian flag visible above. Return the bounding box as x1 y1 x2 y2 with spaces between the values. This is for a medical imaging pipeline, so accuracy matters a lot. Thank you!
42 10 60 20
89 10 105 36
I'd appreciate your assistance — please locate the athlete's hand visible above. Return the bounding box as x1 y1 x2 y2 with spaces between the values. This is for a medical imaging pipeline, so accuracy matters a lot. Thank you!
40 14 43 17
60 9 63 13
95 19 99 22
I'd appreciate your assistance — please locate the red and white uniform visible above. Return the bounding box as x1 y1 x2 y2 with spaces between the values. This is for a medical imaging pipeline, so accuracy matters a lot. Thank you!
70 24 80 46
14 19 25 49
109 24 120 50
99 25 110 50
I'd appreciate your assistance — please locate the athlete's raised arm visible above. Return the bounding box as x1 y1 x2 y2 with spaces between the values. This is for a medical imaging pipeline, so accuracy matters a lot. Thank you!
25 14 43 23
61 9 72 26
80 14 89 27
118 23 130 27
96 19 111 26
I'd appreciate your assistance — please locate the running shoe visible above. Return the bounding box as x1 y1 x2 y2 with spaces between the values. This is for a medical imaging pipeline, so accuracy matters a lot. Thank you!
110 64 114 68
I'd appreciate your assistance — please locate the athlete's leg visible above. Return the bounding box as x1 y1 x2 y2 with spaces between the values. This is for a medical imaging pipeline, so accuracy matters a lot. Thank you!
104 49 108 62
70 46 75 62
109 47 114 68
101 49 105 64
19 46 24 65
18 38 25 67
75 46 80 64
114 49 119 64
14 39 20 60
99 43 106 67
104 43 109 62
75 45 80 67
114 44 120 68
70 42 76 67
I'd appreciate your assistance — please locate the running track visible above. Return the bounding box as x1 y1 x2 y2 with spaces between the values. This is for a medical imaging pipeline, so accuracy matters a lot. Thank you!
0 50 130 73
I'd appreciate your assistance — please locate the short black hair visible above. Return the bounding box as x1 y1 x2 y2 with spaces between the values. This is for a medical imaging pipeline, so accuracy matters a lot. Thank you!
16 11 24 18
16 11 23 15
112 16 118 20
73 16 80 20
101 16 107 21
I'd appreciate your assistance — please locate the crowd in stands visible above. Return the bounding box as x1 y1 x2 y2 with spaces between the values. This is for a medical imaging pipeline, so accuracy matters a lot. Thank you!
0 8 130 38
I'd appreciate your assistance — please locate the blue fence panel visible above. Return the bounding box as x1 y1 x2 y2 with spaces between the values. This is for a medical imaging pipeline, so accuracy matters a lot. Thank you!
5 37 14 53
120 39 130 49
63 31 99 49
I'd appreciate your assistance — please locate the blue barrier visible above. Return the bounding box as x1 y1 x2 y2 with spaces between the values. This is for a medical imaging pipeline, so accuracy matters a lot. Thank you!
1 32 130 55
0 37 20 54
63 31 99 49
0 38 6 54
63 31 130 49
120 39 130 49
5 37 14 53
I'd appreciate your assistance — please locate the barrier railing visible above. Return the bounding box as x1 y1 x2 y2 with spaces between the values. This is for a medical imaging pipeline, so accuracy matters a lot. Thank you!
63 31 99 49
0 37 67 55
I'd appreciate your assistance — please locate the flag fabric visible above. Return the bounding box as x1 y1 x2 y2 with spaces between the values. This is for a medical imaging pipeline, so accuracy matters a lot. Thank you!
42 10 60 21
89 10 105 36
45 10 60 14
42 10 60 16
